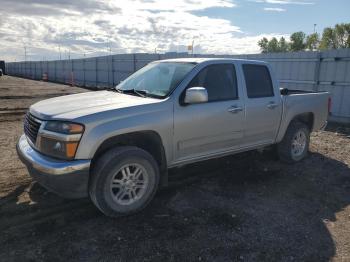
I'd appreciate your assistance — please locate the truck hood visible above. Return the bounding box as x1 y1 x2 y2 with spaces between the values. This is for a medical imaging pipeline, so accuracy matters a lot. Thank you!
30 91 162 120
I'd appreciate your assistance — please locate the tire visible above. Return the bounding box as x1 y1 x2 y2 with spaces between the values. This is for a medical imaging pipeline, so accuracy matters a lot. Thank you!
89 146 160 217
277 121 310 163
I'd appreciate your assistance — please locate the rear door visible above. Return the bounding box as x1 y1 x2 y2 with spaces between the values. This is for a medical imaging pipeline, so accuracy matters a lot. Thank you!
241 63 282 146
173 62 245 163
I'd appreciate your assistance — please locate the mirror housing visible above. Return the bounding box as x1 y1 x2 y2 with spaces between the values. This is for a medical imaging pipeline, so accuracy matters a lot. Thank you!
184 87 208 104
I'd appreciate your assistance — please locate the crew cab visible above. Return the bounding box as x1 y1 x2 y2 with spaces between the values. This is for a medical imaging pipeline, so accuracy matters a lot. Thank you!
17 58 330 217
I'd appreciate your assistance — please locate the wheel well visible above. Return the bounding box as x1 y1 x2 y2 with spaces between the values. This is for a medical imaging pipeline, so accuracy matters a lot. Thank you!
292 112 314 131
91 131 167 173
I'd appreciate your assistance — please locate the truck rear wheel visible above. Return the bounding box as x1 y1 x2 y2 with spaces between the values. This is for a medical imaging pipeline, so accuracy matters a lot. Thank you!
89 146 160 217
277 121 310 163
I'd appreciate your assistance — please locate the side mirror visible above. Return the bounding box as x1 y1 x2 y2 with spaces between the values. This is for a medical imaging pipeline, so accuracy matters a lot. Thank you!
184 87 208 104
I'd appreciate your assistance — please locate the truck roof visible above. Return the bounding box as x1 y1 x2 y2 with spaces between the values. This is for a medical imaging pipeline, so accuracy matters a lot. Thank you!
156 57 268 64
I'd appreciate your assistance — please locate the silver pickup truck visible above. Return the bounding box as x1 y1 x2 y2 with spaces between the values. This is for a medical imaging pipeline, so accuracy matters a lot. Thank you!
17 58 330 217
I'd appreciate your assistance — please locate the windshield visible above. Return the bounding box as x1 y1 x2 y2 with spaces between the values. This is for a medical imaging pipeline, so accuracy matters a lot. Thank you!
116 62 196 98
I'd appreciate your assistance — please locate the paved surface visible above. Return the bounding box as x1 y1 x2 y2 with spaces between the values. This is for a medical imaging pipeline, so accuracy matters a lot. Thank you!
0 76 349 261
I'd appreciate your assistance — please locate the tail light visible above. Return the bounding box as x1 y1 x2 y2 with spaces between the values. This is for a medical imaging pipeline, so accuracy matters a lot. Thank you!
328 97 332 115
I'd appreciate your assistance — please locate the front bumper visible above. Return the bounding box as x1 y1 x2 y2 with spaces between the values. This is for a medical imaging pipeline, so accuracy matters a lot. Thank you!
16 134 91 198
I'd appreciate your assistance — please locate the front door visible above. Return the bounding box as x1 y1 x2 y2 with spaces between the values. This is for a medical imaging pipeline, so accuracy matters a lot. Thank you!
173 63 245 163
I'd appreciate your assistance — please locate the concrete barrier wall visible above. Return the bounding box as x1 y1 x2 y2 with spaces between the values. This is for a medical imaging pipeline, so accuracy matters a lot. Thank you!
6 49 350 123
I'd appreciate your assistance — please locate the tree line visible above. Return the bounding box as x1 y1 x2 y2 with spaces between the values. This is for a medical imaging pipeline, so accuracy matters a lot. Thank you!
258 23 350 53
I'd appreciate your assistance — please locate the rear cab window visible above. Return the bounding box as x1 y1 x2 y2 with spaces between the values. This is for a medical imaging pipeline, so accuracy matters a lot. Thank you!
242 64 274 98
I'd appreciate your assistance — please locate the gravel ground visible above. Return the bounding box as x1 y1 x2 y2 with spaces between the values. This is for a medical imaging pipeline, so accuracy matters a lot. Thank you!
0 76 349 262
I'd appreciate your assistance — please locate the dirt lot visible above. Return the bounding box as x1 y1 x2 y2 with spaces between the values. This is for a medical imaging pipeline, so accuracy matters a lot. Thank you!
0 75 349 262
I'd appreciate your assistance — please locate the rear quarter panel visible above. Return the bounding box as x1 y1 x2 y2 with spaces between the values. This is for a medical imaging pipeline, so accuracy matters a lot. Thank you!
276 92 329 142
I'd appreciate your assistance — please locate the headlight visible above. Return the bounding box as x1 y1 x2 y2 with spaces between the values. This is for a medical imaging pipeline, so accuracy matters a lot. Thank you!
44 121 84 134
37 121 84 160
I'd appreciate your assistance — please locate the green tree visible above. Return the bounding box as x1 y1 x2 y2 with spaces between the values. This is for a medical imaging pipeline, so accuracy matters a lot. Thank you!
334 23 350 48
258 23 350 53
306 33 319 50
320 27 336 49
319 23 350 50
258 36 290 53
290 31 306 51
258 37 269 53
267 37 279 52
345 23 350 47
278 37 289 52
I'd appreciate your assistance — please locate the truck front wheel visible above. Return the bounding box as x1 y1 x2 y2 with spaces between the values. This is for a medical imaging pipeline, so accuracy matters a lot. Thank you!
89 146 160 217
277 121 310 163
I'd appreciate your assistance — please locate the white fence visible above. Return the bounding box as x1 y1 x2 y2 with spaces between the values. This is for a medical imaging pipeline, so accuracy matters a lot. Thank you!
5 49 350 123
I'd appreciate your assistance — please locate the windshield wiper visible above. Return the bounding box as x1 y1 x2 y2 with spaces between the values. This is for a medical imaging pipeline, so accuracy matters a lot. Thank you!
115 87 164 99
114 87 124 94
115 88 148 98
132 89 148 97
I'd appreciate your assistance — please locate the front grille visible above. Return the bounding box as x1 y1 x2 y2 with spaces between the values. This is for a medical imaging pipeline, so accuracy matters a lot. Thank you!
24 112 41 144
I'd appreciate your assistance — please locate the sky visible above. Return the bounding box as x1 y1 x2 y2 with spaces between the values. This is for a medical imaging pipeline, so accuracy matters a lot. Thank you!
0 0 348 62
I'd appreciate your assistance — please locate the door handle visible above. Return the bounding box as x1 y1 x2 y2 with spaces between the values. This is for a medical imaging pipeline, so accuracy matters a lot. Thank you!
267 102 278 109
228 106 243 114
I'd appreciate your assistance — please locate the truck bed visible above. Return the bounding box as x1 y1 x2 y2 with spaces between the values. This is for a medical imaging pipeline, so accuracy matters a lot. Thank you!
275 89 330 142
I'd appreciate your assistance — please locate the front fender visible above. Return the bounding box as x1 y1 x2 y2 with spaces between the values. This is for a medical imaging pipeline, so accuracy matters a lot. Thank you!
74 102 174 163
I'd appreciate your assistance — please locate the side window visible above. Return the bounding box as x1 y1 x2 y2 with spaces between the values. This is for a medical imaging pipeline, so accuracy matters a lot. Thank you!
242 64 274 98
188 64 238 102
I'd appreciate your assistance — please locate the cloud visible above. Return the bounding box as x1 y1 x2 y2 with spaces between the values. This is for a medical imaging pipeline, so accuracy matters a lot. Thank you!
0 0 119 16
253 0 314 5
0 0 287 61
264 7 286 11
